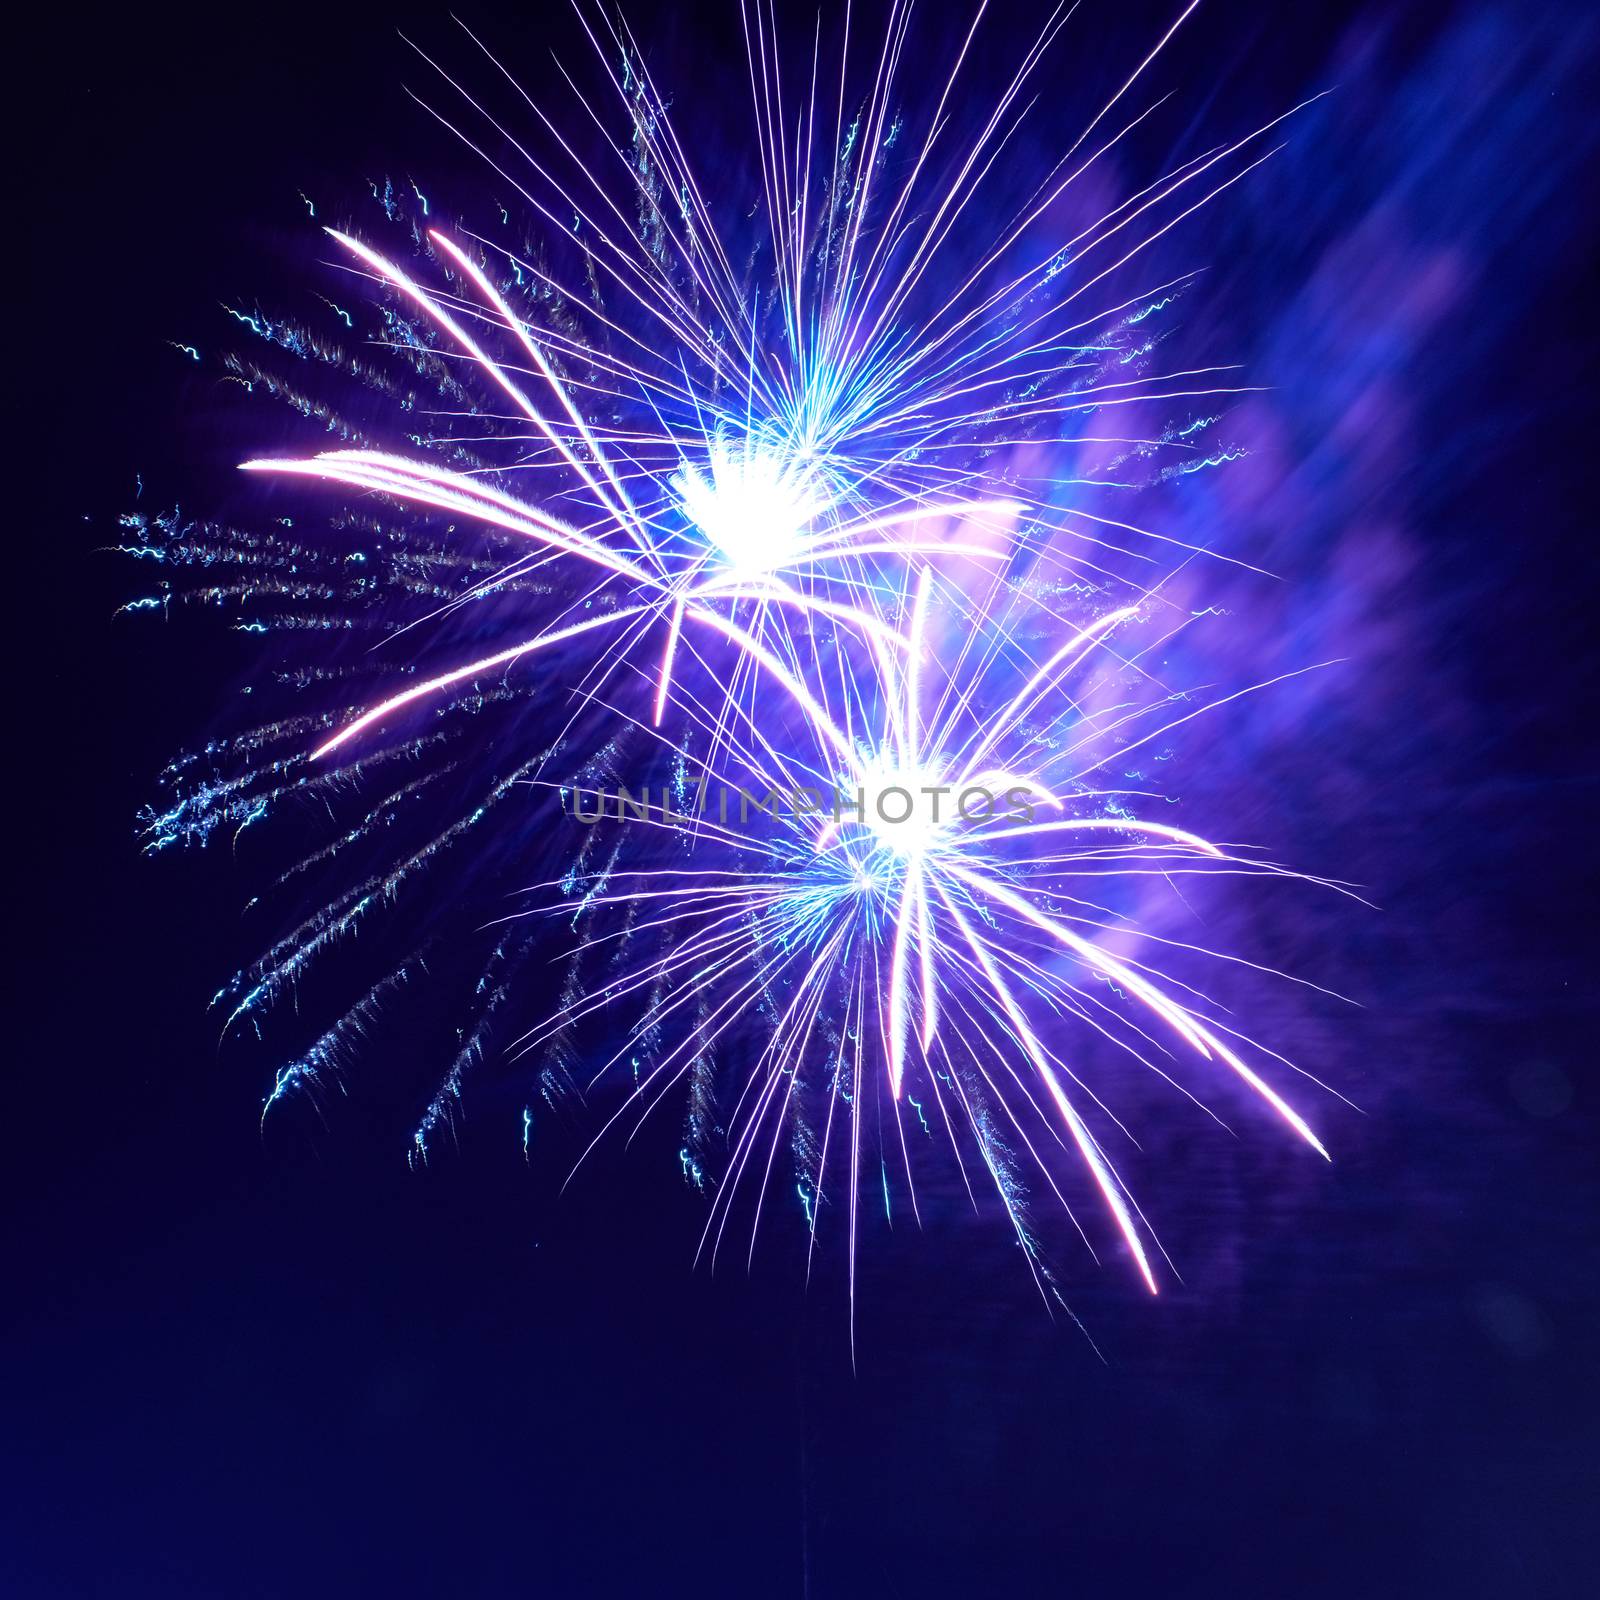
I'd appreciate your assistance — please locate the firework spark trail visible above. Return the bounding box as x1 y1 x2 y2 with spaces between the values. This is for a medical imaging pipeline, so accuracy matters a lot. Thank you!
134 0 1346 1313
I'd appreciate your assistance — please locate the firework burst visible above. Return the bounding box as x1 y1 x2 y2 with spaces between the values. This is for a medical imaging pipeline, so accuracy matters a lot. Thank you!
522 560 1346 1321
131 0 1345 1316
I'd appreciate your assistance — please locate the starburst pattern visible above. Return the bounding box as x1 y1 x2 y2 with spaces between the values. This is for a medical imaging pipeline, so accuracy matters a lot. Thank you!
131 0 1346 1318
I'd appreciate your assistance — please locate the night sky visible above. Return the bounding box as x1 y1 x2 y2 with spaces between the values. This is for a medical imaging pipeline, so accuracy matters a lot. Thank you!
10 1 1599 1595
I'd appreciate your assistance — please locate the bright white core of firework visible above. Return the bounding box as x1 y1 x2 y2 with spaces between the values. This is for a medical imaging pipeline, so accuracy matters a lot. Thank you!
848 753 957 862
673 438 824 580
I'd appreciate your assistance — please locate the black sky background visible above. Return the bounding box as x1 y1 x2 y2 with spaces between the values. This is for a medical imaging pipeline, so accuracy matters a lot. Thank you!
8 1 1599 1595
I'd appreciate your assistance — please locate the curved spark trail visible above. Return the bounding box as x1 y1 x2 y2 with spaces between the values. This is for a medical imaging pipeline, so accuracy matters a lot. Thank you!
133 0 1347 1318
